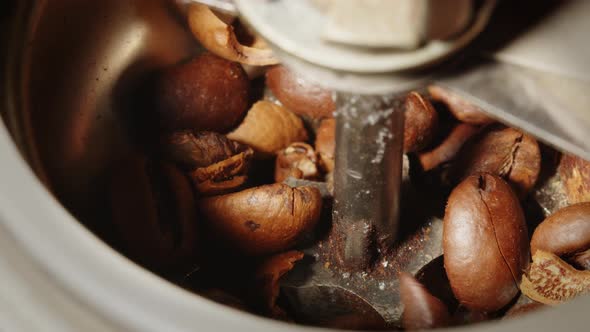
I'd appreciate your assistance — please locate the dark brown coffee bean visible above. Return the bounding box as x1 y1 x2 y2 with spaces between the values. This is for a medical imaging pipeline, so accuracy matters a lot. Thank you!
156 53 249 133
444 173 529 312
531 202 590 269
266 65 335 119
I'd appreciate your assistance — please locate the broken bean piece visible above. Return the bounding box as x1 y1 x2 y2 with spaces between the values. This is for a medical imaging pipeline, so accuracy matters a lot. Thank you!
418 123 481 171
156 53 249 133
559 154 590 204
266 65 335 119
193 175 248 196
444 174 529 312
162 131 254 196
228 101 309 158
400 272 451 330
198 183 322 255
315 118 336 173
254 251 305 318
403 92 439 153
453 126 541 198
188 4 279 66
162 131 250 170
275 142 320 183
520 250 590 305
190 147 253 195
428 85 494 125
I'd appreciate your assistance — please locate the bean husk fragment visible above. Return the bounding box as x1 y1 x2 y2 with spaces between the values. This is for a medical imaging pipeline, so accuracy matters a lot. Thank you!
188 4 279 66
163 131 253 195
228 101 308 158
559 154 590 204
254 251 305 318
275 143 319 183
520 250 590 305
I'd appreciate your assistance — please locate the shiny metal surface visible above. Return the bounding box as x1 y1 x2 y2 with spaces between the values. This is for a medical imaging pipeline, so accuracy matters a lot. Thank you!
280 216 444 326
332 94 404 261
15 0 198 231
435 59 590 162
1 1 292 331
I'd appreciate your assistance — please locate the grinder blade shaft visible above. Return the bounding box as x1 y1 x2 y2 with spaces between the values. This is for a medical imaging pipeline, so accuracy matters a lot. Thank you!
333 93 405 268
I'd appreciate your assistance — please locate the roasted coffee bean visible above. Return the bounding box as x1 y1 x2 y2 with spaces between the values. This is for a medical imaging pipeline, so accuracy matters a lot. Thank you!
156 53 249 133
198 183 322 255
453 126 541 198
444 173 529 312
266 65 335 119
531 202 590 270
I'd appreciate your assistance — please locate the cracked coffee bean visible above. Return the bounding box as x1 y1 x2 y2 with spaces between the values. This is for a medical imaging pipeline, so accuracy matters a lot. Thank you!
444 173 529 312
198 183 322 255
452 126 541 198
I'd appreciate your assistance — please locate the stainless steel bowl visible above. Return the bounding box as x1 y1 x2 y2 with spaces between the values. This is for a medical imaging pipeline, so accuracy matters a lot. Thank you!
1 0 588 330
